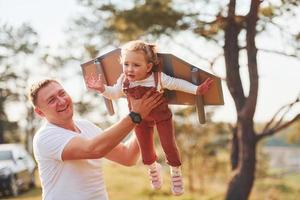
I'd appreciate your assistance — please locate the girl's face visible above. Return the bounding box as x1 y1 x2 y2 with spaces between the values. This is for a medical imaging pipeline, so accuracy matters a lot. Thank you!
122 50 153 82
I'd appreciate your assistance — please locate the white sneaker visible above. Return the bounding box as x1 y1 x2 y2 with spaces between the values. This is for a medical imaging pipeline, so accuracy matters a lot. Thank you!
170 167 184 196
148 162 163 190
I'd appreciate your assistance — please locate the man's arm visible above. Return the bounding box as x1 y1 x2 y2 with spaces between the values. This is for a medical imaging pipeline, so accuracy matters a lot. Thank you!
61 90 162 161
105 134 140 166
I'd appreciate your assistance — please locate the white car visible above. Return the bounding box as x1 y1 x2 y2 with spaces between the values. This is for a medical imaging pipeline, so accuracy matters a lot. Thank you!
0 144 36 197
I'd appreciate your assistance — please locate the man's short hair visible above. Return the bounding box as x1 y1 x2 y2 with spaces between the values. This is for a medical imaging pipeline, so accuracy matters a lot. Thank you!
28 79 59 107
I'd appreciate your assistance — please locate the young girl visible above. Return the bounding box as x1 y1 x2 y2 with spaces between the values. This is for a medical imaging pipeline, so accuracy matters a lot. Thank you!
86 40 213 196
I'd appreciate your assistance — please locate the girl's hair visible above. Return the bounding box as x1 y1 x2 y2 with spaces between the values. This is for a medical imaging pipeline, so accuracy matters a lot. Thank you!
120 40 160 72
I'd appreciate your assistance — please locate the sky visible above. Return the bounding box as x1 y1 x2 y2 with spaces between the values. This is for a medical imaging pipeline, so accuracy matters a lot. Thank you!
0 0 299 123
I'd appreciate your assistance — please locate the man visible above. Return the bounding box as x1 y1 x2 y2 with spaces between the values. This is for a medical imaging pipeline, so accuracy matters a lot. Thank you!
28 79 163 200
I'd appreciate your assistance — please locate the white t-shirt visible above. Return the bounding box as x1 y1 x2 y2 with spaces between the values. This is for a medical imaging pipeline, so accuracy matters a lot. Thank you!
33 119 109 200
102 72 198 99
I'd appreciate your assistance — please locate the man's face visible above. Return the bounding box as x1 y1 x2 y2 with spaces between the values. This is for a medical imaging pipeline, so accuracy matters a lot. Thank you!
34 82 73 124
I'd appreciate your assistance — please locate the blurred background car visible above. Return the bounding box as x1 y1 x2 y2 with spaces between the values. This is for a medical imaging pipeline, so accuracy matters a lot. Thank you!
0 144 36 197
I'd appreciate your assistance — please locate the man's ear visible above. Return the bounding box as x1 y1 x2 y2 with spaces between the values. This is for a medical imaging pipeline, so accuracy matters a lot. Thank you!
147 62 153 72
34 107 45 117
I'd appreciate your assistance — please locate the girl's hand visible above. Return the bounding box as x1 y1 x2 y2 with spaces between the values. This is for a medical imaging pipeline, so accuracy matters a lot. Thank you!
196 78 214 95
86 73 105 93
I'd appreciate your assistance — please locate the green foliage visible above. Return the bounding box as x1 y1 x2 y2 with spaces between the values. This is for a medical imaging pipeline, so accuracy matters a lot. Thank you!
264 121 300 147
285 120 300 144
173 106 231 192
69 0 300 58
255 143 270 178
260 6 275 18
0 23 38 57
0 23 38 144
69 0 186 47
100 0 185 42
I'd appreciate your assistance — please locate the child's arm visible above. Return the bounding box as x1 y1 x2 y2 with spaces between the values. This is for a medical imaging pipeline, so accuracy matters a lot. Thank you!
86 74 105 93
86 73 125 99
161 73 213 95
196 78 214 95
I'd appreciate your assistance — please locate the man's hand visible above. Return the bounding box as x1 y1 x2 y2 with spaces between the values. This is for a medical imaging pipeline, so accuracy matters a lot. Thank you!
129 89 163 119
196 78 214 95
86 73 105 93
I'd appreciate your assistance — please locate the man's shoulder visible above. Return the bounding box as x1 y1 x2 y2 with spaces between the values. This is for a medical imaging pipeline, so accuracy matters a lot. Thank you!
33 123 58 143
34 122 51 136
75 118 94 126
32 122 61 155
75 119 103 134
75 118 101 130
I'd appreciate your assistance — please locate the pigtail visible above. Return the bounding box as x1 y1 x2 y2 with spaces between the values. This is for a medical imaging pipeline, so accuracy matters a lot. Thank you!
145 43 160 72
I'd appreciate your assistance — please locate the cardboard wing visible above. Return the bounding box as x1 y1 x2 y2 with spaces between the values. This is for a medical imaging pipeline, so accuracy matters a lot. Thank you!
81 48 224 123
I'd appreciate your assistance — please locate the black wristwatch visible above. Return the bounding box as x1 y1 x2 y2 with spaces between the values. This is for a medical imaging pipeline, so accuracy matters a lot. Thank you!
129 112 142 124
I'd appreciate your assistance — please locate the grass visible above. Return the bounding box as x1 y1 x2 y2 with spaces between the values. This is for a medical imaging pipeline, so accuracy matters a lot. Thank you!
103 162 300 200
5 189 42 200
103 163 221 200
250 173 300 200
104 163 300 200
5 162 300 200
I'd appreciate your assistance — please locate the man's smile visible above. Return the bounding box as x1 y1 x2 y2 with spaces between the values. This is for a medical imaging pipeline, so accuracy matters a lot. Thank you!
57 104 69 112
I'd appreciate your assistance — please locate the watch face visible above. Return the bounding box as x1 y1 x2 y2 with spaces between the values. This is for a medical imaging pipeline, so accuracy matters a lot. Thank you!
133 114 141 123
130 112 141 123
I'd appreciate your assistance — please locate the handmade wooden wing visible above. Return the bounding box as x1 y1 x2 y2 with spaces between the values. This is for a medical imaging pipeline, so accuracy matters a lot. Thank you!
81 48 224 123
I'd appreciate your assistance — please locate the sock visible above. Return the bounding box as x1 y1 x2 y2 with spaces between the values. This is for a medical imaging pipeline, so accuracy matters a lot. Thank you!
170 166 182 176
148 162 157 170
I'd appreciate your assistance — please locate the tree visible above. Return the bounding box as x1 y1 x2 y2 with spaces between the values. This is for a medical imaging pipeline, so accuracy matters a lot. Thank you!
0 23 38 144
67 0 300 199
0 21 111 151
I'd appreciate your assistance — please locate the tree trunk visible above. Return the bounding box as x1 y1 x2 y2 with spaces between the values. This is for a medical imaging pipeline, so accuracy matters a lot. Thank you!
230 127 239 170
225 119 256 200
0 98 5 143
224 0 260 199
25 108 37 154
0 121 4 144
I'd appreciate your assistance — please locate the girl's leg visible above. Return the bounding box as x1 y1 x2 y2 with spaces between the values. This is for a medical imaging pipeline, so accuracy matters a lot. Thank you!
156 117 181 167
135 120 162 190
156 118 184 195
135 120 156 165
